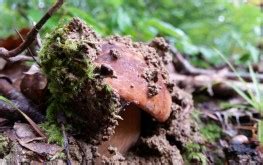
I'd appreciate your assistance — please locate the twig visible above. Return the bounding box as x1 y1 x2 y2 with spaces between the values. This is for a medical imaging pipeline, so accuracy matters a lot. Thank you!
0 0 64 60
57 112 71 165
62 123 71 165
15 29 41 67
32 21 43 48
170 73 263 97
170 46 263 82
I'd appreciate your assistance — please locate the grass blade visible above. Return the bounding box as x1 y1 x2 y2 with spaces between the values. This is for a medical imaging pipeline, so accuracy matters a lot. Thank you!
228 83 256 108
248 64 262 111
0 96 47 139
258 120 263 144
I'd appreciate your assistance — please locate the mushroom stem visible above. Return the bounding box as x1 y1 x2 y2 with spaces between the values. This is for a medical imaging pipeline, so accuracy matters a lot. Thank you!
98 104 141 157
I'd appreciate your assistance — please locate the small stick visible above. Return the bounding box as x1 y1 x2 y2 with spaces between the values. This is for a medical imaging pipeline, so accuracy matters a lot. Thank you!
170 73 263 97
170 46 263 82
62 123 71 165
15 29 41 67
0 0 64 59
57 112 71 165
31 21 43 48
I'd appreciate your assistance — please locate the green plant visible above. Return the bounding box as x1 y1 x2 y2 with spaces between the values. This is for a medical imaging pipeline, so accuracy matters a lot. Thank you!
185 142 207 165
0 134 10 157
216 49 263 144
192 110 222 142
40 122 63 145
0 0 261 66
200 123 222 142
192 110 222 144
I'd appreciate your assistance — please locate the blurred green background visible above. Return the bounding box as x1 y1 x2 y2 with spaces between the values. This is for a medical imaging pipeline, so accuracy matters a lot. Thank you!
0 0 262 67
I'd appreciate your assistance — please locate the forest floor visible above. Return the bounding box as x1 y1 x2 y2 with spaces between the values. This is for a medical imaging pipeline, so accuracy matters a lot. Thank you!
0 0 262 164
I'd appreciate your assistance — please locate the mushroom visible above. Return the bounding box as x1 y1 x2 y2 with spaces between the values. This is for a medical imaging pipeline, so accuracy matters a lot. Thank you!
95 40 172 157
39 18 172 159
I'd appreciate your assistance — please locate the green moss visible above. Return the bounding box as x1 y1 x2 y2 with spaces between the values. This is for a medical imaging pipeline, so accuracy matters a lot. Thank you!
200 122 222 142
39 20 93 103
40 122 63 146
62 39 79 54
192 110 222 142
39 19 97 122
184 142 207 165
0 134 10 158
85 60 95 80
50 151 66 160
103 84 112 93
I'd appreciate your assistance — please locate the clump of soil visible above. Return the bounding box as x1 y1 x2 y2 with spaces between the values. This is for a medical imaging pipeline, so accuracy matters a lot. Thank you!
39 18 121 143
36 17 202 164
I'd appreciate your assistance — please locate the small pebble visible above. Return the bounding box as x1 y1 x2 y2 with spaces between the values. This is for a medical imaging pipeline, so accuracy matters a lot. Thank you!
230 135 249 144
108 146 117 154
109 49 120 60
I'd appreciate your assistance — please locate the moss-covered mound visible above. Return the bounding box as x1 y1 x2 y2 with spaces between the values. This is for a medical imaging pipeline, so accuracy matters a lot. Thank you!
39 18 121 143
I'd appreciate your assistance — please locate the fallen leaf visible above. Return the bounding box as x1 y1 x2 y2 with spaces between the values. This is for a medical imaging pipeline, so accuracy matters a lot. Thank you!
0 96 47 139
24 64 40 75
21 64 47 104
0 28 30 51
14 123 37 139
18 140 63 156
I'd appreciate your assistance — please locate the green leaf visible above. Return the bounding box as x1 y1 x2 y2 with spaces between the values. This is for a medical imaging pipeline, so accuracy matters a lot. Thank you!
145 18 188 40
258 120 263 144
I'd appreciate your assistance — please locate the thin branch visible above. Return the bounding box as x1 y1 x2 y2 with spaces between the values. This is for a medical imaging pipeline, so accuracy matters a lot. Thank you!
0 0 64 59
170 46 263 82
57 112 71 165
170 73 263 97
15 29 41 67
9 55 35 62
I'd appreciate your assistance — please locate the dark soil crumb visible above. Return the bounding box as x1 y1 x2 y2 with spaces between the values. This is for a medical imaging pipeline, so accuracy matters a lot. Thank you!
149 37 169 52
147 82 161 97
109 49 121 60
142 68 161 97
99 64 114 77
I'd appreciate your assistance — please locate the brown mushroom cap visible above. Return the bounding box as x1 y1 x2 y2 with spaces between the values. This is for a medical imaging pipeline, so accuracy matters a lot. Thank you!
95 42 172 122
